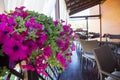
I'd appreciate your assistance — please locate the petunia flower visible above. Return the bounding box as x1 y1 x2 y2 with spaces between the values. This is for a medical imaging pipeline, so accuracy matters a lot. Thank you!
21 31 29 38
56 39 64 48
42 46 52 59
60 19 65 23
0 22 14 44
21 64 35 71
34 23 43 30
53 20 58 26
0 14 7 22
7 16 17 27
36 68 48 77
36 32 48 48
36 55 48 77
25 17 36 28
13 6 28 18
24 40 38 55
56 53 67 68
2 37 28 61
71 43 76 51
62 25 70 32
11 32 25 43
59 31 65 36
61 38 70 52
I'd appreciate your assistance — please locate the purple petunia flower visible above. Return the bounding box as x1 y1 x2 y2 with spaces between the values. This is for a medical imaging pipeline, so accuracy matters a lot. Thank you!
11 32 25 43
0 14 7 22
7 16 17 27
2 37 28 61
62 25 70 32
36 32 48 48
53 20 58 26
60 19 65 23
13 6 28 18
34 23 43 30
56 39 64 48
59 31 65 36
24 40 38 55
21 31 29 37
0 22 14 44
25 17 35 28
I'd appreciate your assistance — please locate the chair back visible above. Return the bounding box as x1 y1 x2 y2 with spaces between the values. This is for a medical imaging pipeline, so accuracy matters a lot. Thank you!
80 39 99 53
110 34 120 39
94 46 116 73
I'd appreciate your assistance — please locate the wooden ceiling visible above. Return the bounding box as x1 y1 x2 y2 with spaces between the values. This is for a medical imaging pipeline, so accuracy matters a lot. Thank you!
65 0 106 15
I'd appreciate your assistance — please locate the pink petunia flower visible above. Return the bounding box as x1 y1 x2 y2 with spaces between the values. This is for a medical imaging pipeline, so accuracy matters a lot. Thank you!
56 53 68 68
36 68 48 77
21 64 35 71
71 43 76 51
42 46 52 59
36 55 48 77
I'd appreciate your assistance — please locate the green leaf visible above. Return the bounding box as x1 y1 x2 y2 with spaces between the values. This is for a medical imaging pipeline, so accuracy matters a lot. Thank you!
0 50 4 56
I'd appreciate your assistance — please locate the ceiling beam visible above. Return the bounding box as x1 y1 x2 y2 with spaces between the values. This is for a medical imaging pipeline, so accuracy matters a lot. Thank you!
65 0 77 4
66 0 85 8
68 0 100 10
69 0 101 15
70 15 101 18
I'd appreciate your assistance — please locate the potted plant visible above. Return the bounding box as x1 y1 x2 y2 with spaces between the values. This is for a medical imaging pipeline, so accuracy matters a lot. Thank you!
0 6 75 79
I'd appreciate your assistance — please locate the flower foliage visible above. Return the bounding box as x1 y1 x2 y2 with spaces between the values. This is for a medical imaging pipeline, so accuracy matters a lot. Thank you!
0 6 75 76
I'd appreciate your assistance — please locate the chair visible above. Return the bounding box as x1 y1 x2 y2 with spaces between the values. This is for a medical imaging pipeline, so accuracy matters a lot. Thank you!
93 45 120 80
109 34 120 39
79 39 100 71
109 34 120 54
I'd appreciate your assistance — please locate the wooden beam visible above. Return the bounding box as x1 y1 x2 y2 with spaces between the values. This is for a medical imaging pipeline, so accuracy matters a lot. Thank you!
67 0 91 9
70 15 101 18
65 0 76 4
69 0 99 10
69 0 101 15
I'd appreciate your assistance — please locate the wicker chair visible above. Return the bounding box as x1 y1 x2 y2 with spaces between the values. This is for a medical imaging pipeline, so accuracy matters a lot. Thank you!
93 45 120 80
79 39 100 71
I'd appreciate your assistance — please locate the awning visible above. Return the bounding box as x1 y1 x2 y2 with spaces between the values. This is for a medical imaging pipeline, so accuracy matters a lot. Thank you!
65 0 106 15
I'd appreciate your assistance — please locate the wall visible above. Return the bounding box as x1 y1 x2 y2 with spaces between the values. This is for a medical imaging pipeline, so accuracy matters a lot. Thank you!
101 0 120 34
59 0 69 22
0 0 5 13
